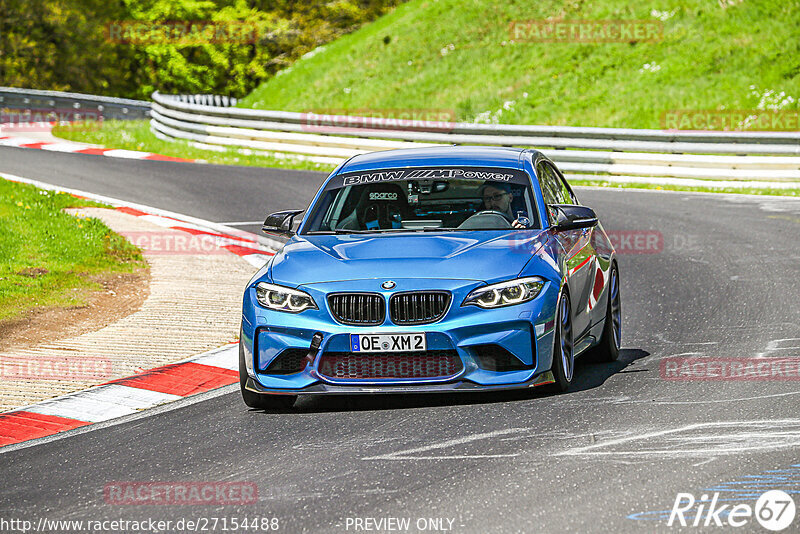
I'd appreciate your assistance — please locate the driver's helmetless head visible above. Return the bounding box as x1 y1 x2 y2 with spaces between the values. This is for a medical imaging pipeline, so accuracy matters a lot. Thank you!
481 183 513 213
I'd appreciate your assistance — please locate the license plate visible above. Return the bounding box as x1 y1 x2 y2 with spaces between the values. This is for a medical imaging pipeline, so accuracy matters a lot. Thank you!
350 333 426 353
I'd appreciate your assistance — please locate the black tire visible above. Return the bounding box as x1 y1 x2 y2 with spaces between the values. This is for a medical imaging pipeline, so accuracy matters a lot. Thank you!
239 337 297 410
548 290 575 393
592 264 621 362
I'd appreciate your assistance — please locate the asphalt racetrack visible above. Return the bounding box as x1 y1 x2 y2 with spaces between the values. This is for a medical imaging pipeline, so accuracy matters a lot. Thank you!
2 146 800 532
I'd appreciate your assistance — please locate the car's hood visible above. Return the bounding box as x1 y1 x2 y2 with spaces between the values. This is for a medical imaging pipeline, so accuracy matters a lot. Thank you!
269 231 549 286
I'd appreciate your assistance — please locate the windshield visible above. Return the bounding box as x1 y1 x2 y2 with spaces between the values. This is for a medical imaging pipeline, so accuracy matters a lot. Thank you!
302 166 539 234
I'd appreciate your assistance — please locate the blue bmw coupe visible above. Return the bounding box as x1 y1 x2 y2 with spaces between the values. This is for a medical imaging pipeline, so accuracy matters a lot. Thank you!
239 146 621 408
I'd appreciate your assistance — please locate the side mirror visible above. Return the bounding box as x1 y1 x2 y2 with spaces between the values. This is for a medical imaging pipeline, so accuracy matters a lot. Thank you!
550 204 598 231
262 209 304 237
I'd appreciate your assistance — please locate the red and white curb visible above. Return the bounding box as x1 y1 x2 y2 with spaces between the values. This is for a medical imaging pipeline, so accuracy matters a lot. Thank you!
0 122 194 163
1 171 283 267
0 172 287 448
0 344 239 447
111 205 275 268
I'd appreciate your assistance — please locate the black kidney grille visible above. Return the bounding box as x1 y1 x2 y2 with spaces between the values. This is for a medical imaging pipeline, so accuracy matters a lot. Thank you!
390 291 451 325
328 293 385 326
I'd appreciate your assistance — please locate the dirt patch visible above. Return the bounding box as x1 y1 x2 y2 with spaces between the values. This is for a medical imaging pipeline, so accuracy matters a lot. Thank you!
0 267 150 351
17 267 50 278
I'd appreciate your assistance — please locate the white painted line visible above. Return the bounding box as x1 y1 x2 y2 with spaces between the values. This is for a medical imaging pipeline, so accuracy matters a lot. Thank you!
101 149 150 159
39 142 92 153
219 221 263 226
81 384 183 410
0 137 40 146
556 419 800 457
382 455 520 460
362 428 528 460
24 395 138 423
192 346 238 372
241 254 271 268
556 423 707 456
756 338 800 358
649 390 800 405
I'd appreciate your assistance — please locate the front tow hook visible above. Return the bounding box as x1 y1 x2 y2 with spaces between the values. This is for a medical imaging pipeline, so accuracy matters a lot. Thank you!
304 332 324 371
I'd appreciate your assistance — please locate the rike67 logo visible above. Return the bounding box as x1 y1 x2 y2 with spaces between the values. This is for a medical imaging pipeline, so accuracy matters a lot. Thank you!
669 490 796 530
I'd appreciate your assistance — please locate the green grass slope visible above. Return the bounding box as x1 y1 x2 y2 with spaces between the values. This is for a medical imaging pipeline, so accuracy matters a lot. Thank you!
238 0 800 129
0 180 146 323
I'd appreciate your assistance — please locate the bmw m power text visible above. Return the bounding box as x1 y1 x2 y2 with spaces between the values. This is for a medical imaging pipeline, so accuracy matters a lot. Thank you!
239 146 621 408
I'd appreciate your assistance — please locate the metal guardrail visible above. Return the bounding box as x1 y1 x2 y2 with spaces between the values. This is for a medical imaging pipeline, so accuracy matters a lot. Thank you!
170 94 238 107
6 87 794 181
151 91 800 181
0 86 151 121
151 92 800 146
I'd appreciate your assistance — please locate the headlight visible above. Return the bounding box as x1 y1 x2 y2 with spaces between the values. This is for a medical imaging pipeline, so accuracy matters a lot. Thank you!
462 277 545 309
255 282 317 313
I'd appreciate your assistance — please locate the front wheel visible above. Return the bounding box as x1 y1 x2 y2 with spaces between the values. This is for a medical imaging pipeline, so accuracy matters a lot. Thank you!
239 337 296 410
548 291 575 392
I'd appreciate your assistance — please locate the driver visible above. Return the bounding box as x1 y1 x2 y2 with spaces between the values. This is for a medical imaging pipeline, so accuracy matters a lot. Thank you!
479 182 527 229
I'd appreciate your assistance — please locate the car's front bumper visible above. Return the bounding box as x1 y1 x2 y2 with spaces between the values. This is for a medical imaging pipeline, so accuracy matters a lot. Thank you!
243 371 556 395
241 277 560 394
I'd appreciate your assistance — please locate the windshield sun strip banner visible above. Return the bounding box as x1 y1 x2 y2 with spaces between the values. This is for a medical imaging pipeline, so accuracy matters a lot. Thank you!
325 167 531 190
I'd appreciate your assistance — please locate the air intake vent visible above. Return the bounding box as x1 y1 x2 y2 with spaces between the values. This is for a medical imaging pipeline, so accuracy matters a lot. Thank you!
318 351 462 379
473 344 532 372
328 293 385 326
389 291 451 325
263 348 308 374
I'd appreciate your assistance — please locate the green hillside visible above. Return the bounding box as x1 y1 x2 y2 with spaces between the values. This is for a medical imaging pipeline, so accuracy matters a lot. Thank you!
238 0 800 129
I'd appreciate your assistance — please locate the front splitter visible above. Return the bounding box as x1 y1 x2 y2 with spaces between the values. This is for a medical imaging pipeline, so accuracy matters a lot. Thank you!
245 371 555 396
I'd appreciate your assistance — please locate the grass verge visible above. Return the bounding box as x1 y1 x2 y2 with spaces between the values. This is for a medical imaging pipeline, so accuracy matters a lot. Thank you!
0 179 147 323
239 0 800 129
570 178 800 196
